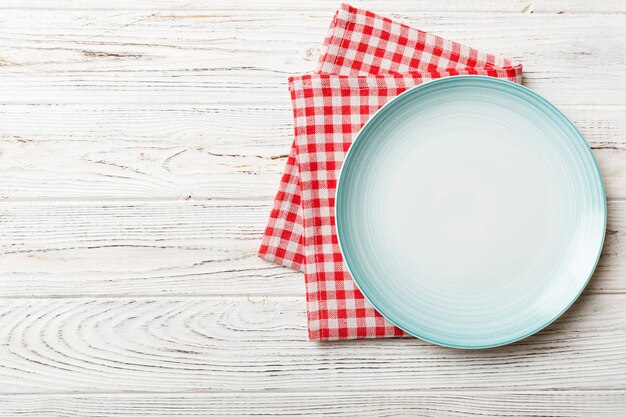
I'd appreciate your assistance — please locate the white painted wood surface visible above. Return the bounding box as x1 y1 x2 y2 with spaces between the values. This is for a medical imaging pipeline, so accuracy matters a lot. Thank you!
0 1 624 415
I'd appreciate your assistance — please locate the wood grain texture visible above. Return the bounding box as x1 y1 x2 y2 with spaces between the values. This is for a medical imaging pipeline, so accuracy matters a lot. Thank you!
0 200 301 297
0 104 292 200
1 391 625 416
0 295 625 394
0 200 624 297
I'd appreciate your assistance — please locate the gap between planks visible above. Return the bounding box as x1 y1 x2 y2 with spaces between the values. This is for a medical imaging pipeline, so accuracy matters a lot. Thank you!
2 389 626 397
1 197 626 203
0 289 624 300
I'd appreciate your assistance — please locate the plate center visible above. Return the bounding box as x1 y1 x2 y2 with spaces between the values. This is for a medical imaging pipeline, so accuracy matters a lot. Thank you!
378 115 557 288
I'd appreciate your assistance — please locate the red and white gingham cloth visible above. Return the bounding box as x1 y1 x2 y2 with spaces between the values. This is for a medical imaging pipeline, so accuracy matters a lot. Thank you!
259 4 522 340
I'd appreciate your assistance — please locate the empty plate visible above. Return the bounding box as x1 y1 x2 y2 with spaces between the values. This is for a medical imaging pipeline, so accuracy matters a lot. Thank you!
335 76 606 348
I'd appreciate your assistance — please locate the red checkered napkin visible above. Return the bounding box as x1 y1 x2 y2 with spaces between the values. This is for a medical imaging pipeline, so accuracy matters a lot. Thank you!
259 4 522 340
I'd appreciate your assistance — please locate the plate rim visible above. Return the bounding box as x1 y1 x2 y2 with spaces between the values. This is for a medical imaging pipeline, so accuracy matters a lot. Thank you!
335 75 607 349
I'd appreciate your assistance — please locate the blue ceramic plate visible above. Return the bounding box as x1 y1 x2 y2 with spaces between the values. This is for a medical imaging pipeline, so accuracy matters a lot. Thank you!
336 76 606 349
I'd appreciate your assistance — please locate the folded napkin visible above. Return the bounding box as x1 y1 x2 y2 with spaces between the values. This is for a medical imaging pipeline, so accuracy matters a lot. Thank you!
259 4 522 340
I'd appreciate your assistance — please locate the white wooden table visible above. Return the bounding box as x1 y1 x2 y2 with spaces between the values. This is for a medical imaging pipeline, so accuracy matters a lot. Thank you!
0 1 624 415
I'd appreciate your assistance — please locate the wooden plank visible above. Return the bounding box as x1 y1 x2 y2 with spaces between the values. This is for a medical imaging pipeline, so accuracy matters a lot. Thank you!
0 11 622 105
0 391 625 416
0 200 624 297
0 0 622 14
0 105 623 200
0 103 293 200
0 295 624 394
0 200 302 297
